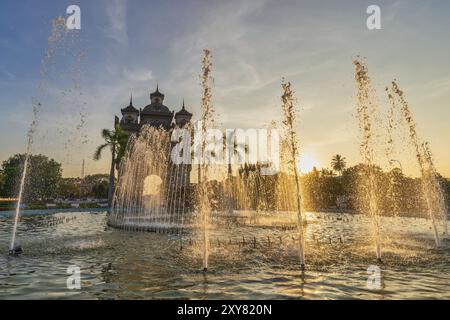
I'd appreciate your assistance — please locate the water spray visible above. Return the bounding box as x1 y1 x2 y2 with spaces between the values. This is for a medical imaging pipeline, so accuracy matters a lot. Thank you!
9 104 39 255
388 81 444 247
198 49 215 272
280 79 306 270
353 59 383 261
9 17 74 255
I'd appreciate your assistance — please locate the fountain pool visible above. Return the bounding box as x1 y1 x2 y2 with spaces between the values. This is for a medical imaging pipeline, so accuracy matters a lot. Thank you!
1 210 448 299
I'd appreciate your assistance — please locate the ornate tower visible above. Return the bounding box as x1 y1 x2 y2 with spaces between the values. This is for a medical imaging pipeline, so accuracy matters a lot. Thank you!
119 95 140 134
140 85 174 130
175 100 193 127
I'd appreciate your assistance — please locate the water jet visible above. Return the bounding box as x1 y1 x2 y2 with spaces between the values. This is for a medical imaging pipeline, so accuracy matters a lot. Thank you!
8 245 23 256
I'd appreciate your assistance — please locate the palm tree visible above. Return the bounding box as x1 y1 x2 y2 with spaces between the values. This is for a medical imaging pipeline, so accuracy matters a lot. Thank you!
331 154 347 176
93 124 129 207
321 168 336 177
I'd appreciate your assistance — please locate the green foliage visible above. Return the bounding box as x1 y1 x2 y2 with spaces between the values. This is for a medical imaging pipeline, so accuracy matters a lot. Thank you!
0 169 5 196
59 178 81 199
331 154 346 175
0 154 62 202
93 124 129 169
301 167 342 210
58 174 109 199
90 176 109 199
234 156 448 216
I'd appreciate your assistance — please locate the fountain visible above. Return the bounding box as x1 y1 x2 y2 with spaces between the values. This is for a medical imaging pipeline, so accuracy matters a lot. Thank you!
279 80 306 269
2 7 449 300
353 59 383 261
9 17 74 255
109 50 311 270
109 126 176 231
109 50 217 271
197 49 215 271
387 81 448 245
385 88 403 218
106 55 448 273
9 105 38 255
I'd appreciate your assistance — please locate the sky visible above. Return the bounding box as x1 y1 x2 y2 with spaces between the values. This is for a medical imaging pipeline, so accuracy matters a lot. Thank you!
0 0 449 177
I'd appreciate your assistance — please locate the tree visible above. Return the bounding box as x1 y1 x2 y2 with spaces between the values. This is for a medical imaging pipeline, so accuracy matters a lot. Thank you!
1 154 62 202
331 154 347 175
0 169 5 196
59 178 81 199
93 124 128 207
83 174 109 199
58 174 110 200
321 168 336 177
91 179 109 199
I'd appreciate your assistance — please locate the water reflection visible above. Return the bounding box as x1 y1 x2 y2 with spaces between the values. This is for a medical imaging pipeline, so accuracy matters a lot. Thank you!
0 210 449 299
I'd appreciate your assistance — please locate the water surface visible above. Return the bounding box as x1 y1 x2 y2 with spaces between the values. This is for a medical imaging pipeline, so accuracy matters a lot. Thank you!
0 210 448 299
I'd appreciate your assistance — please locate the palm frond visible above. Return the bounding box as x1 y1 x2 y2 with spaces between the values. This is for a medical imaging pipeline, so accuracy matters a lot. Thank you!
93 143 109 161
101 129 113 142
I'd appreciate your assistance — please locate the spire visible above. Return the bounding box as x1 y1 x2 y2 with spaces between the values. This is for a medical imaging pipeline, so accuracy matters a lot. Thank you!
121 92 138 114
176 99 192 117
150 83 165 101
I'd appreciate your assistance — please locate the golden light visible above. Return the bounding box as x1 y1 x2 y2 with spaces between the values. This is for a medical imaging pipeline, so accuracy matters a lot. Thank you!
142 175 163 196
298 153 320 173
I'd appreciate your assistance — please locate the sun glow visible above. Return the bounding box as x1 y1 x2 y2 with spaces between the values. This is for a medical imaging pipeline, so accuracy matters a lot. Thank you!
142 175 163 196
298 153 320 173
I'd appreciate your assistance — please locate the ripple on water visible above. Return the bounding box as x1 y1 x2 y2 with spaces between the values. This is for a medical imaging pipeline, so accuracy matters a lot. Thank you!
0 211 449 299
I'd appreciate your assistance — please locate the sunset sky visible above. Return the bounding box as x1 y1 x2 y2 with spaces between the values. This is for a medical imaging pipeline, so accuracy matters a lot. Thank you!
0 0 449 177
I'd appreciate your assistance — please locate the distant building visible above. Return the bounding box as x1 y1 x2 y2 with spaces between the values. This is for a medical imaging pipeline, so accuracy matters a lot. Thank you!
115 85 194 211
117 85 192 134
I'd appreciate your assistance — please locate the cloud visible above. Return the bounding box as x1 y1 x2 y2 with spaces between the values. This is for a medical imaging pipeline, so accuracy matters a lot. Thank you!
104 0 128 46
122 67 153 82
